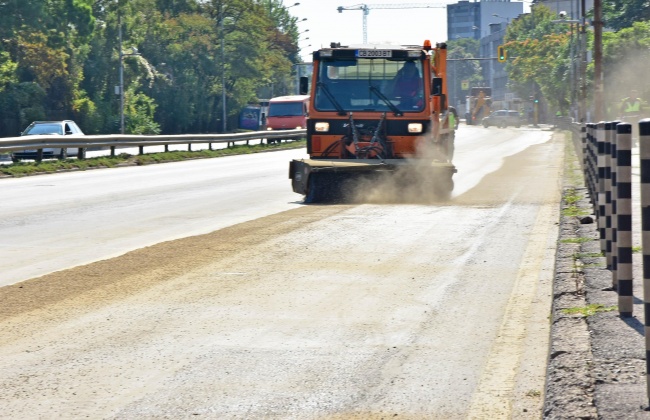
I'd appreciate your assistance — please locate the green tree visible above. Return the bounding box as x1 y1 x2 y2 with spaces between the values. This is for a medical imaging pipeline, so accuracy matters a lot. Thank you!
504 5 576 114
603 0 650 32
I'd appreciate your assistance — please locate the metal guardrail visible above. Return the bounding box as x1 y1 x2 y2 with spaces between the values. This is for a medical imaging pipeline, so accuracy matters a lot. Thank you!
0 129 307 156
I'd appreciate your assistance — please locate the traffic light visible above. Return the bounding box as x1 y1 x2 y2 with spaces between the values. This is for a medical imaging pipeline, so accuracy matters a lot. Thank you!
497 45 507 63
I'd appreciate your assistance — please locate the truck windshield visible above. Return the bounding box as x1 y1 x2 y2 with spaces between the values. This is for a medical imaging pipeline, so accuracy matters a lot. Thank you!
268 102 304 117
314 58 425 113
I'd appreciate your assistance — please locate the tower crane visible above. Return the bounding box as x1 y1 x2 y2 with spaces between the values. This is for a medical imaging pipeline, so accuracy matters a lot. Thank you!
337 3 448 44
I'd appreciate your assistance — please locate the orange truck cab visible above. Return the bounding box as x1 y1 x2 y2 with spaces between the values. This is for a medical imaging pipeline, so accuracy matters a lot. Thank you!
266 95 310 130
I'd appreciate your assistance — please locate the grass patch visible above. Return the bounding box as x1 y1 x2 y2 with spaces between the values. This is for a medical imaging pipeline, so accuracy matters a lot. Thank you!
0 140 305 178
633 246 642 254
560 237 593 244
562 207 590 217
583 262 606 268
575 252 603 258
563 187 582 205
561 303 617 317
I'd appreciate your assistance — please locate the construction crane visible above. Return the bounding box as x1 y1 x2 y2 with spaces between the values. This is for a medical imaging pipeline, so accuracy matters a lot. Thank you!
337 3 448 44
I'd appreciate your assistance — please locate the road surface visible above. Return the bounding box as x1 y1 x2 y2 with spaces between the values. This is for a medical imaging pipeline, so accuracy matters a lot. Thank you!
0 126 563 418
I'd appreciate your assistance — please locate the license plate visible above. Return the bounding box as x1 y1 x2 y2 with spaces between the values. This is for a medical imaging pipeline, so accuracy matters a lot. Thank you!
356 49 392 58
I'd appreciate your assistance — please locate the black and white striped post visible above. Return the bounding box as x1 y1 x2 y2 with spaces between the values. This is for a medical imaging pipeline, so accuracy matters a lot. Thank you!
604 122 615 269
609 121 621 286
639 119 650 404
616 123 633 316
597 122 608 256
581 124 588 172
586 123 597 208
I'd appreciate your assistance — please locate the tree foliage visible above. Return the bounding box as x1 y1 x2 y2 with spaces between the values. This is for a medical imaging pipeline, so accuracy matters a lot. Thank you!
504 5 579 113
603 0 650 31
0 0 302 136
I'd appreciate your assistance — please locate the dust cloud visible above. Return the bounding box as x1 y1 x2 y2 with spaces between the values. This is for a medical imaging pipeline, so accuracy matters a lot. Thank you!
347 140 454 204
604 47 650 122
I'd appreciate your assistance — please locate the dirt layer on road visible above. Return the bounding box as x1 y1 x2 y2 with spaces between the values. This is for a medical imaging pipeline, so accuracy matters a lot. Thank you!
0 131 564 419
0 205 352 324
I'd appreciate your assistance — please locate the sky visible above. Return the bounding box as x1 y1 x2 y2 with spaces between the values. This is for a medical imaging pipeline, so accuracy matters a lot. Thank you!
291 0 459 62
290 0 532 62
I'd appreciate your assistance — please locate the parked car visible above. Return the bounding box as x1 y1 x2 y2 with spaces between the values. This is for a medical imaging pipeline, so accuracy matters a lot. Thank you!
12 120 85 161
482 110 522 128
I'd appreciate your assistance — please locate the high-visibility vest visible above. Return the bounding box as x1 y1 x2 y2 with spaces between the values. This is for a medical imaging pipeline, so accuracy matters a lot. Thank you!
623 98 641 113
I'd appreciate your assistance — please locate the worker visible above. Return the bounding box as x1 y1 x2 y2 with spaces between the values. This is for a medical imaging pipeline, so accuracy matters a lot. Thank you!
448 106 459 129
393 61 422 108
620 90 643 121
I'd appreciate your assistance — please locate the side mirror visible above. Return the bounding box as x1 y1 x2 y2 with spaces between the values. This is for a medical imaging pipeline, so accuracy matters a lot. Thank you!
431 77 443 96
299 76 309 95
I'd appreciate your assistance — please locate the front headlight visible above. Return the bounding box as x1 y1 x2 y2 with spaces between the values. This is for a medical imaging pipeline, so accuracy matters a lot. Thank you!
408 123 423 133
266 127 273 131
314 122 330 132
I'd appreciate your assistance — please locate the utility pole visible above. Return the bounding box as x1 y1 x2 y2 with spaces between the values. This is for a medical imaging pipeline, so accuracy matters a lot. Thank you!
580 0 587 122
594 0 604 121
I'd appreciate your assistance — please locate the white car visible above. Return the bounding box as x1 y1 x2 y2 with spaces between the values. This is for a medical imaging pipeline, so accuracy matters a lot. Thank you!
12 120 85 161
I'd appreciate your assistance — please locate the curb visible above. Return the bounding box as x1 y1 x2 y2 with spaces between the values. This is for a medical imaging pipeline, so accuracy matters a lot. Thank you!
544 132 650 419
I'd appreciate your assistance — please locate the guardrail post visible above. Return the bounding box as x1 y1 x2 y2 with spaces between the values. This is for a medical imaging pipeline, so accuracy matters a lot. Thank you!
139 145 144 155
609 121 621 282
604 122 615 269
164 145 169 152
597 122 607 257
586 123 596 211
110 146 116 157
616 122 633 316
638 118 650 405
36 148 43 162
188 143 192 152
581 124 587 174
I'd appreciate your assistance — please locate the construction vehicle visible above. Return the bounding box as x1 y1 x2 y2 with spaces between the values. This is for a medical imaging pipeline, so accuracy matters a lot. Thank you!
289 41 457 203
464 87 492 126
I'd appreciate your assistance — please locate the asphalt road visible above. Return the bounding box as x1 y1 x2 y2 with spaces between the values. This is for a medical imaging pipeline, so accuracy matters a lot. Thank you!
0 126 563 418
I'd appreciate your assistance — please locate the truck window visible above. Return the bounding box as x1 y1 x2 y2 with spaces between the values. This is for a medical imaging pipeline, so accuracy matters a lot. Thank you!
315 58 424 112
268 102 305 117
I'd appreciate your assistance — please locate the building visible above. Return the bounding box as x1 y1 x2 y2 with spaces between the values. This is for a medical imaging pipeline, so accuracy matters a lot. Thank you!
447 0 524 41
447 0 524 109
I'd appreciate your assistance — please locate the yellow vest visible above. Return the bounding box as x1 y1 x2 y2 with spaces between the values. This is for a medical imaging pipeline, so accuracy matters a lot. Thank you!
624 98 641 113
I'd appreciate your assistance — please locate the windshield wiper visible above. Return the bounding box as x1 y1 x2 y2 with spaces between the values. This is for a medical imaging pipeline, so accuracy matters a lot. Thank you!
369 85 402 116
317 82 347 116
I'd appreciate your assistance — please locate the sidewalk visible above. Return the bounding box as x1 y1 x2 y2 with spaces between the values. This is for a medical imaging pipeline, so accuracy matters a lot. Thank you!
544 131 650 419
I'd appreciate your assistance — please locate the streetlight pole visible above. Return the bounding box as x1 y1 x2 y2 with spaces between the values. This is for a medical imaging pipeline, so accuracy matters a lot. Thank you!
119 13 125 135
220 3 226 133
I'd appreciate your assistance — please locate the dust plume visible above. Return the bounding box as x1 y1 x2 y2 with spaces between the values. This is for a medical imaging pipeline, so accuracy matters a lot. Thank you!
347 139 454 204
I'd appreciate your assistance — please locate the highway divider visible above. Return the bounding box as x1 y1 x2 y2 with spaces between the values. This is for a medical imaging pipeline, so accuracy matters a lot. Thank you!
0 129 307 161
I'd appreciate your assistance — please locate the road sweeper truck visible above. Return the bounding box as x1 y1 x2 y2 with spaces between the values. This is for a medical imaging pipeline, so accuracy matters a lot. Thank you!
289 41 457 203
